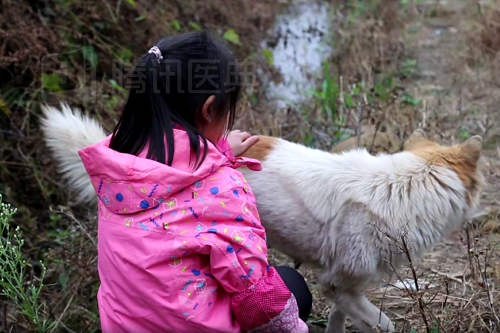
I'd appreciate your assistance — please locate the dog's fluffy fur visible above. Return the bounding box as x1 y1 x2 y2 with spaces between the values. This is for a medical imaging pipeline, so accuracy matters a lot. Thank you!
40 104 107 203
41 104 484 333
242 134 484 332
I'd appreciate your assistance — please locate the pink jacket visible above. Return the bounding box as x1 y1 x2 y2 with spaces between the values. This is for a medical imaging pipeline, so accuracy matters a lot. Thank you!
78 128 308 333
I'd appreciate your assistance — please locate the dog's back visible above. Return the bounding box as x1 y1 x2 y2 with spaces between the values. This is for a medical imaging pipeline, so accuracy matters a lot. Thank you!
241 132 484 270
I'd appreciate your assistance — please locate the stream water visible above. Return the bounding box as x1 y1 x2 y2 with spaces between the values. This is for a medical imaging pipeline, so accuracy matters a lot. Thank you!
261 1 334 107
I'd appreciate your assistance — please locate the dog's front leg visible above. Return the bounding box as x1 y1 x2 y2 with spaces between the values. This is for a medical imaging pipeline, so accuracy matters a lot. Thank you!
333 291 394 333
325 303 346 333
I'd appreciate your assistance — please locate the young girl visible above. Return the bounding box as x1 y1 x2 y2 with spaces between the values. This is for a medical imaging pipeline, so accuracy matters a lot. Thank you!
78 31 311 332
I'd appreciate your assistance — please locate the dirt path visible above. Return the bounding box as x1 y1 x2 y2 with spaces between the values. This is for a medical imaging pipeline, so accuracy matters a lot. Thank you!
407 0 500 214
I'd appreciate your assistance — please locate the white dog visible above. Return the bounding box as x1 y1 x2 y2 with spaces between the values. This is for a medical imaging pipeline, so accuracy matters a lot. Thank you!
41 104 484 333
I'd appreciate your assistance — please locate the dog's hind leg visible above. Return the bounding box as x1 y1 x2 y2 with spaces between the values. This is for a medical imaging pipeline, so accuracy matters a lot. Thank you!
333 291 394 333
325 303 346 333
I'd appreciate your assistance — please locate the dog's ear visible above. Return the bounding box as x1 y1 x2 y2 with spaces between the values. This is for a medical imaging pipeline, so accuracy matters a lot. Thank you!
460 135 482 162
404 129 427 150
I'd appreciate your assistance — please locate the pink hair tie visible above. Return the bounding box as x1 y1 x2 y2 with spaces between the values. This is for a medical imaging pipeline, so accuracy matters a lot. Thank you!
148 46 163 63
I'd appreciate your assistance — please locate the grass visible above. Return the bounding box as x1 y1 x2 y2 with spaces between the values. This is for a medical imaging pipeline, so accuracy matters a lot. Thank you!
0 196 54 332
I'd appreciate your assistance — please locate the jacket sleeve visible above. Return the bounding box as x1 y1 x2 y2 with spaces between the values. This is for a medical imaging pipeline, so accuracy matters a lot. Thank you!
217 137 262 171
217 137 236 160
229 267 309 333
206 177 308 333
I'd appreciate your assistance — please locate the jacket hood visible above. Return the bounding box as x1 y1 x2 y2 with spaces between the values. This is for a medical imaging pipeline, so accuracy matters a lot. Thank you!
78 129 233 215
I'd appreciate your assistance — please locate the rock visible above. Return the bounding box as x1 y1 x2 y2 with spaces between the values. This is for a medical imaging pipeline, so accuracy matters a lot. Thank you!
420 70 438 80
331 132 401 154
482 220 500 233
308 324 327 333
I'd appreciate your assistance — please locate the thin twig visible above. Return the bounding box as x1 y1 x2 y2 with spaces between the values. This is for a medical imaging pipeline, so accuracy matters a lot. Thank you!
60 321 78 333
401 236 431 333
477 244 500 324
3 302 7 332
356 102 364 147
50 254 95 333
49 291 76 333
369 119 382 153
430 268 472 287
51 209 96 246
466 224 478 283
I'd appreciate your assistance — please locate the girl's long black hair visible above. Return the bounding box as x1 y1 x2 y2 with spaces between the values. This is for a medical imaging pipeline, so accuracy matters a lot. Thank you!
109 31 241 168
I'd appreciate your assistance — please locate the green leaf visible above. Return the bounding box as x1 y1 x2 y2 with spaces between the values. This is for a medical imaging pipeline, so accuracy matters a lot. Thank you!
274 92 306 119
0 97 11 116
336 131 351 142
325 105 334 118
172 20 181 31
304 135 316 147
124 0 136 7
82 45 98 69
262 49 274 65
402 59 417 68
324 61 331 81
431 320 440 333
322 80 328 95
223 28 242 45
116 48 133 63
59 273 69 289
109 79 119 88
106 94 122 110
328 75 338 97
399 59 418 77
459 128 470 139
383 75 394 89
41 73 61 92
250 95 258 105
134 14 146 22
306 317 328 325
402 92 422 106
189 22 202 30
305 89 323 99
345 94 353 108
374 83 385 96
109 79 128 96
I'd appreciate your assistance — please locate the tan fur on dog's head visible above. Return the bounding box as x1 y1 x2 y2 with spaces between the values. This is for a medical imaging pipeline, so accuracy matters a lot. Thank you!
404 129 485 205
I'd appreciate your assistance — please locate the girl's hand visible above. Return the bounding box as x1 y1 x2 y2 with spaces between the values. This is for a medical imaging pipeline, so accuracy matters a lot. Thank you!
227 130 259 157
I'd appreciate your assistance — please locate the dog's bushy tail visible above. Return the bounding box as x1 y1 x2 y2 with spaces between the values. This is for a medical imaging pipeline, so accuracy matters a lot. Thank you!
40 103 107 204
